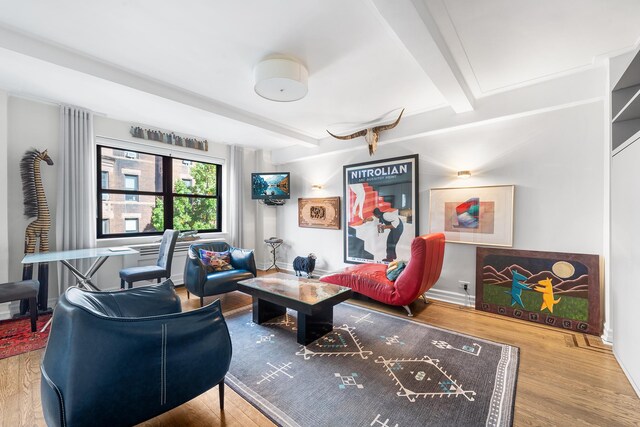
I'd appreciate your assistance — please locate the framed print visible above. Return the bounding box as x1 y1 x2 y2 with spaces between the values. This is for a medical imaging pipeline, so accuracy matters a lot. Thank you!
476 247 602 335
343 154 419 264
429 185 514 247
298 197 341 230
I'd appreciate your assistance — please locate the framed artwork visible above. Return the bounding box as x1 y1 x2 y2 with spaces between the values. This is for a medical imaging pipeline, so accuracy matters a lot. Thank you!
298 197 341 230
343 154 419 264
476 247 602 335
429 185 514 247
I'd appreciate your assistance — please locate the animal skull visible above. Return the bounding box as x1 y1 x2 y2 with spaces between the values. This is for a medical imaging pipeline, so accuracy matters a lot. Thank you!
327 108 404 156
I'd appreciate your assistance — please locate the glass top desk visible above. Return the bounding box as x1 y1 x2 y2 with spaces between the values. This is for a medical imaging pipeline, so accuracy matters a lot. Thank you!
22 247 139 291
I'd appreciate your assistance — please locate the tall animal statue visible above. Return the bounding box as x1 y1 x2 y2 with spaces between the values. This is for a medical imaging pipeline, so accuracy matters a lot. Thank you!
21 148 54 312
293 253 317 278
327 109 404 156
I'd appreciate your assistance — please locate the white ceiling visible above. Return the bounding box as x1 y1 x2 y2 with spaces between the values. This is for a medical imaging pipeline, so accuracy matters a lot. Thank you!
0 0 638 151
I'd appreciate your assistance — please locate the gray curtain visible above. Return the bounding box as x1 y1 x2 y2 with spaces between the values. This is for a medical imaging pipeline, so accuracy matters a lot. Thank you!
56 106 95 293
228 145 244 247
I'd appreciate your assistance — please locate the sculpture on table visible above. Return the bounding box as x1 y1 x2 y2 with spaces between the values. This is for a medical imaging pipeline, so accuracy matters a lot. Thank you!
20 148 54 313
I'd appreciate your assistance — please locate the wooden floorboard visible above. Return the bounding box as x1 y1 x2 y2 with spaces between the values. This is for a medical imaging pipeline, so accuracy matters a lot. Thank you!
1 272 639 426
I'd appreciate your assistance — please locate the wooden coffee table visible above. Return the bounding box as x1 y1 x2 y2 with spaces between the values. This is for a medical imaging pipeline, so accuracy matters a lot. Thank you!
237 273 353 345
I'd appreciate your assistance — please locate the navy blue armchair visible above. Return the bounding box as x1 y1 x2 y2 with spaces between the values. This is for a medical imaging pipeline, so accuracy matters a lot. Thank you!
40 280 231 427
184 241 257 306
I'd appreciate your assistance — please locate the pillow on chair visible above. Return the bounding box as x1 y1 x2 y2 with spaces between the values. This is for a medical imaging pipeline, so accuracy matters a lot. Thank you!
199 249 234 272
386 260 407 281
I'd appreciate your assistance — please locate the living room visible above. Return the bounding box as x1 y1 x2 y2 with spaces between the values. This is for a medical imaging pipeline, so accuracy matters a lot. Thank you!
1 1 640 426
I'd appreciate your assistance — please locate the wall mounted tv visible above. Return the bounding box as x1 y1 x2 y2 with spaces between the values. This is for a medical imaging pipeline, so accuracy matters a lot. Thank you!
251 172 291 200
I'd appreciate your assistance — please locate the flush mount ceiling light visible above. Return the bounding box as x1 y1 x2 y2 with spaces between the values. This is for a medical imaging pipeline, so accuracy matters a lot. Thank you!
457 170 471 179
254 57 308 102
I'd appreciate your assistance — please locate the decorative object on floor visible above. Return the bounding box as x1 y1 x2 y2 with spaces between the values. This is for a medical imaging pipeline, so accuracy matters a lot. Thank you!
476 247 602 335
254 56 308 102
264 237 283 271
343 154 418 264
20 148 54 313
298 197 341 229
224 302 518 427
429 185 515 247
119 229 179 289
184 241 256 307
321 233 444 317
0 280 39 332
129 125 208 151
293 254 317 278
237 273 352 345
0 313 51 360
327 108 404 155
41 280 230 427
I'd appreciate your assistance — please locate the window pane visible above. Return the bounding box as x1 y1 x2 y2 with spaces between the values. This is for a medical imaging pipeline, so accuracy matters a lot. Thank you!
172 159 217 195
99 147 163 192
100 194 163 235
173 196 217 231
102 219 109 234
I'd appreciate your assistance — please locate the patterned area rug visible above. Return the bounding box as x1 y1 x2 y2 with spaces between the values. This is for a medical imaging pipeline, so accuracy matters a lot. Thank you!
0 314 51 360
225 303 518 427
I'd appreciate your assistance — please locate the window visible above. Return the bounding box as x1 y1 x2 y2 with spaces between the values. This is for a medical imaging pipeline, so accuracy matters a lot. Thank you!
101 171 109 201
124 151 138 159
124 174 139 201
97 145 222 238
124 218 139 233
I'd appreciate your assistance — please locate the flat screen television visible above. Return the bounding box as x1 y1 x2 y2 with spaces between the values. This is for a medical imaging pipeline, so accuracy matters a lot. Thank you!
251 172 290 200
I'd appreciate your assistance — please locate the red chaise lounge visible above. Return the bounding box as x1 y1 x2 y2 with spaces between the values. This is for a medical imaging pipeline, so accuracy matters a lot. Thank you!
320 233 445 316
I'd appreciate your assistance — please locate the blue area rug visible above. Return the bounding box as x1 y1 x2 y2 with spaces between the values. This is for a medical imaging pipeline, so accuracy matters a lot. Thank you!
225 303 518 427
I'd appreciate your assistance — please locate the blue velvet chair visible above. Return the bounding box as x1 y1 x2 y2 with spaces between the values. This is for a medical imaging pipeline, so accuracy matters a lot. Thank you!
119 229 179 289
40 280 231 427
184 241 256 307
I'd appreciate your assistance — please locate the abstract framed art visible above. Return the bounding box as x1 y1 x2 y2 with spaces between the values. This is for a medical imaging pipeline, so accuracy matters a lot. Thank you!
343 154 419 264
429 185 514 247
298 197 341 230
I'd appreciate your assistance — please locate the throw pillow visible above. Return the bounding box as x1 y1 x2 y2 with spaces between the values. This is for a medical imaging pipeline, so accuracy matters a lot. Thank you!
198 249 234 272
386 260 407 281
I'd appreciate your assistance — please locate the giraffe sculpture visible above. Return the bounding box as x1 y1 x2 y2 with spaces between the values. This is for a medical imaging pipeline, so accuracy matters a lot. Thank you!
20 148 54 313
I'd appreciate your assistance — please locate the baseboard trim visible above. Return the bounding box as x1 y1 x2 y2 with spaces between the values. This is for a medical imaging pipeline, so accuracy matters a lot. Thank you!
613 347 640 398
601 321 613 345
0 297 59 321
425 288 475 308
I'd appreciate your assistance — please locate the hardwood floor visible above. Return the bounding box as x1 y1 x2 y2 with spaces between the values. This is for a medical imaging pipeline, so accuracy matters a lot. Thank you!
1 278 639 426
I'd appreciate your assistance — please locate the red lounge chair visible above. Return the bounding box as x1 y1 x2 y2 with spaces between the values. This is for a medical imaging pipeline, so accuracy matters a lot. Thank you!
320 233 445 316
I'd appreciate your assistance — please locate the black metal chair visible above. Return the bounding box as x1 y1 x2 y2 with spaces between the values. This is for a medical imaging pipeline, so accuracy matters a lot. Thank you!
40 280 231 427
119 229 179 289
0 280 39 331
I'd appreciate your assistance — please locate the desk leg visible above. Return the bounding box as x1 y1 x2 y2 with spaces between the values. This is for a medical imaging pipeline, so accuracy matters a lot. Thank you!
297 307 334 346
252 298 286 324
60 260 100 291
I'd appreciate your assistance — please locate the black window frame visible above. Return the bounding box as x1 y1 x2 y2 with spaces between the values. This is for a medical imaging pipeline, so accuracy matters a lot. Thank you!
96 144 222 239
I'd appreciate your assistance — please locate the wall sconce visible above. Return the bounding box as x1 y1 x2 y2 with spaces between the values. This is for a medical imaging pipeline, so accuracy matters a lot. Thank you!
457 170 471 179
311 184 323 190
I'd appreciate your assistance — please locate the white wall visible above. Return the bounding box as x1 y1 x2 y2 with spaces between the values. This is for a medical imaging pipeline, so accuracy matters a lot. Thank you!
5 97 59 315
276 101 605 306
0 91 8 284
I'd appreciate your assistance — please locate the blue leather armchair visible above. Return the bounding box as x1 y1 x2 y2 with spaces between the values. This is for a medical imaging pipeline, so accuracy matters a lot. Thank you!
40 280 231 427
184 241 257 306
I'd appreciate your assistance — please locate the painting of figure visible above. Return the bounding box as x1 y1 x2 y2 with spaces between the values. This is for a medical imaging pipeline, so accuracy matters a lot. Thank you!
343 155 418 264
476 247 602 335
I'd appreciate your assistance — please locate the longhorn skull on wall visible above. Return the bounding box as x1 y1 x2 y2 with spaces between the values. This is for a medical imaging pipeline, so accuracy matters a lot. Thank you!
326 108 404 156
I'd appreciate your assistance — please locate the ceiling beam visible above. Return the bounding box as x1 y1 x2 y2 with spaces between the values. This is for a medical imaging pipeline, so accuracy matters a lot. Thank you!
0 24 319 147
368 0 474 113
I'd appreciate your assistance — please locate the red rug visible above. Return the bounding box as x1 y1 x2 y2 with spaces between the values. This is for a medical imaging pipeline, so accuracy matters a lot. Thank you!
0 314 52 360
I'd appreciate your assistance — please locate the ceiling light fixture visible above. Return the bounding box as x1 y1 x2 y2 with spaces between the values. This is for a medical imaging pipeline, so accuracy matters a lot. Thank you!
457 170 471 179
311 184 323 190
254 57 308 102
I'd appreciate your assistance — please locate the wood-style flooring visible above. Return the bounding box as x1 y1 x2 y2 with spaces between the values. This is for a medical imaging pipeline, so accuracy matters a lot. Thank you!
1 274 639 426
